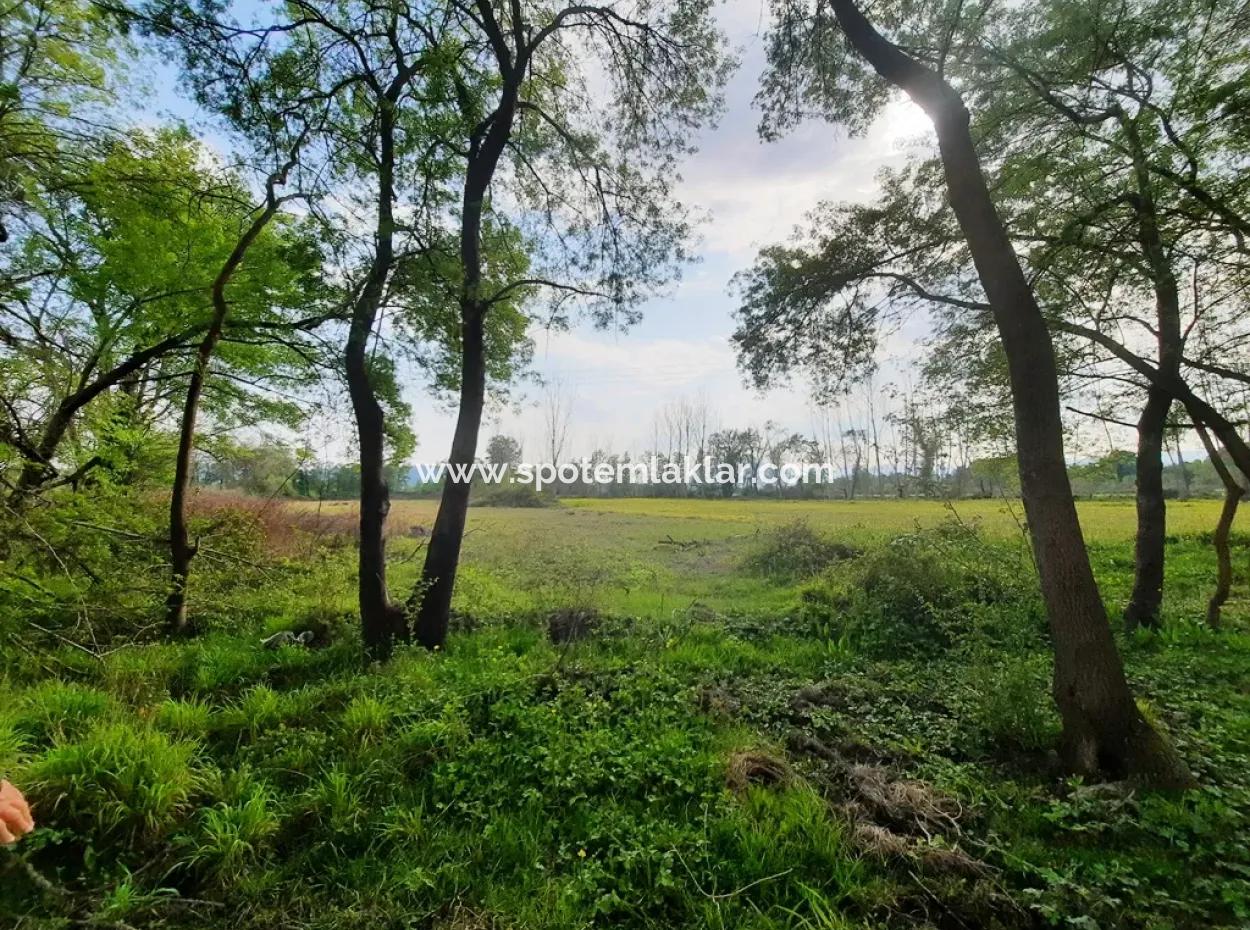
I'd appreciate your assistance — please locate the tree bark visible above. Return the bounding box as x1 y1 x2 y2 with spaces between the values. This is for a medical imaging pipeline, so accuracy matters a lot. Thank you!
1195 423 1240 629
412 305 487 647
165 166 296 636
1121 114 1180 634
828 0 1192 785
1124 388 1169 632
412 49 520 647
349 100 406 662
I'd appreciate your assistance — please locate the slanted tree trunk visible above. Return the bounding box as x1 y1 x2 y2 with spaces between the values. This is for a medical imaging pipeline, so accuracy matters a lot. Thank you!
413 305 487 648
412 71 520 648
1125 388 1169 632
349 101 406 662
166 164 297 635
828 0 1192 786
1195 423 1240 629
9 332 198 504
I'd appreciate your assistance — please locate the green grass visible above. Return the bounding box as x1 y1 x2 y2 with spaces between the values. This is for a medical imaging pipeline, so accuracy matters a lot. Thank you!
3 498 1249 929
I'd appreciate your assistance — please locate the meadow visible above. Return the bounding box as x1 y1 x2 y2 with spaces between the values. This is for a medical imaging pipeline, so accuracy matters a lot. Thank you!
3 496 1249 929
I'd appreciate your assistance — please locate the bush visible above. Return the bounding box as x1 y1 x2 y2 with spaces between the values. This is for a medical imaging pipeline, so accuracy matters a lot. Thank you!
971 656 1058 753
798 521 1041 654
743 519 859 582
475 483 554 508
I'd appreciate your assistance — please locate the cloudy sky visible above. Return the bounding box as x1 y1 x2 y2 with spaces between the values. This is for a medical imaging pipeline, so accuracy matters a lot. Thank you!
440 0 937 463
150 0 939 463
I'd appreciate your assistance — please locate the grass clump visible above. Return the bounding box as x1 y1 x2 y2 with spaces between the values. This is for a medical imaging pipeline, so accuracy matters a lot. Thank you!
17 680 115 745
24 721 202 845
743 519 859 582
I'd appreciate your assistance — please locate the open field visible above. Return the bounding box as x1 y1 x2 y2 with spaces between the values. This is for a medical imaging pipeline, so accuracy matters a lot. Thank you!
292 496 1250 621
5 495 1249 929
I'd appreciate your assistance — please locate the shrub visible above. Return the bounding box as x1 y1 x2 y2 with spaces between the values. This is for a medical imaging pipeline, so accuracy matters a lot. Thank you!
476 483 554 508
743 519 859 582
971 656 1058 753
798 521 1040 654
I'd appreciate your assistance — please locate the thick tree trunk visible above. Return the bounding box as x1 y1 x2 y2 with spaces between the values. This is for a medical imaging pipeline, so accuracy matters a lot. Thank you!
1124 388 1170 632
1196 424 1240 629
829 0 1191 785
412 306 487 647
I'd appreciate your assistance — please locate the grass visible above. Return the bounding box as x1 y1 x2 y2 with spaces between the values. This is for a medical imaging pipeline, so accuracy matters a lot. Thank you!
2 497 1249 929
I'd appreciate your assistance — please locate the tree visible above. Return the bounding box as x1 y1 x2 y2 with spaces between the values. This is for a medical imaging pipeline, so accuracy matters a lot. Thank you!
0 0 123 245
1 129 323 503
409 0 729 648
744 0 1250 632
485 433 523 468
754 0 1191 784
543 379 573 467
148 0 538 658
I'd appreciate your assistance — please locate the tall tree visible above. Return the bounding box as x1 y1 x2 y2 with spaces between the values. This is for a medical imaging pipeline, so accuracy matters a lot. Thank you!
754 0 1192 783
148 0 537 659
408 0 729 647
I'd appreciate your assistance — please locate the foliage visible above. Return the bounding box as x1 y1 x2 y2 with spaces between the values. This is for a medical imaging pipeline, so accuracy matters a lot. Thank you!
797 520 1042 654
475 483 554 508
743 518 859 582
3 499 1248 929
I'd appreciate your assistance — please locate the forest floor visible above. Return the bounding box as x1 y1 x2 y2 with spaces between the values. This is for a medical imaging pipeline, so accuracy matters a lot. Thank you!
3 498 1249 929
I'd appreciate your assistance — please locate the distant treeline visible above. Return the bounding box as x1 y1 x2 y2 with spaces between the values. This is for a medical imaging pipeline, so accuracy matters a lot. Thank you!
197 439 1236 502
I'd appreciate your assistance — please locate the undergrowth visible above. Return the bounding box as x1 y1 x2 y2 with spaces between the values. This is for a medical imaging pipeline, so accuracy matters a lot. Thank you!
1 502 1248 929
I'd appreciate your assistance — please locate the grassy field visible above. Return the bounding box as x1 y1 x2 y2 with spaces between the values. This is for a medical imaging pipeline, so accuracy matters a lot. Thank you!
4 496 1249 929
317 496 1250 621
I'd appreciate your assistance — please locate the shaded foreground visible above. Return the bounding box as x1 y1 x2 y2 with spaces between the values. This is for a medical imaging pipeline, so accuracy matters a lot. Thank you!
2 499 1248 928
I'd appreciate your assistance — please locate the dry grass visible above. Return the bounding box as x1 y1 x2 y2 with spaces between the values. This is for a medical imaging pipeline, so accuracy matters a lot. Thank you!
725 749 795 793
848 764 962 836
186 491 417 557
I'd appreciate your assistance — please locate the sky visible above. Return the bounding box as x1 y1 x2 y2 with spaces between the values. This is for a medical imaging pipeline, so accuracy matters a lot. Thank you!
434 0 938 463
142 0 940 464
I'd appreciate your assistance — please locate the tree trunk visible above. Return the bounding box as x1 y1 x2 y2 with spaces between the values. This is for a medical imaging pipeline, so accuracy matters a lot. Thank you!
411 73 519 647
1196 423 1240 629
165 173 293 636
828 0 1191 786
1124 388 1169 632
412 305 486 647
349 102 405 662
1121 114 1179 636
1172 435 1192 500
